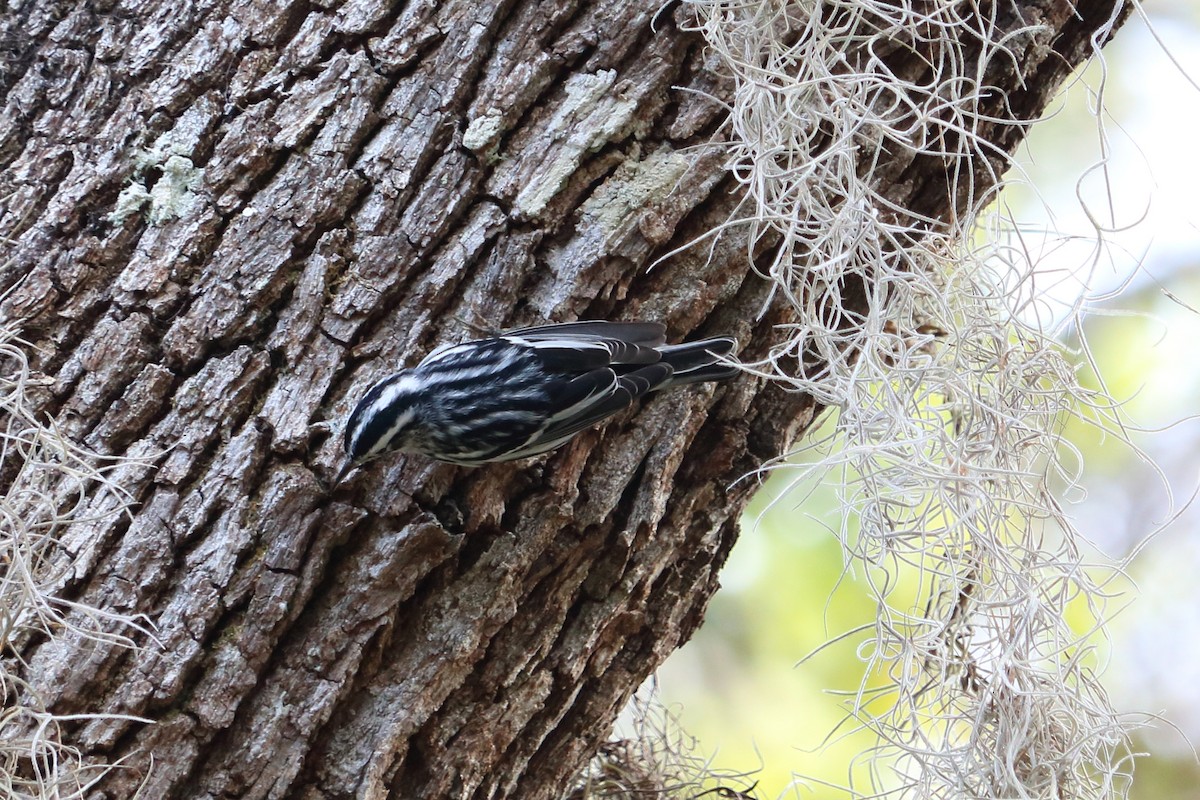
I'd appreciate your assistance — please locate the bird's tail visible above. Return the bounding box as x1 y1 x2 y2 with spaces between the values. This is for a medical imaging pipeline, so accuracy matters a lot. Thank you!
657 337 739 389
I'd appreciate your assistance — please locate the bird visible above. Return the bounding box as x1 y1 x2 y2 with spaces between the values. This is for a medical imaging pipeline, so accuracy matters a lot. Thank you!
342 320 738 468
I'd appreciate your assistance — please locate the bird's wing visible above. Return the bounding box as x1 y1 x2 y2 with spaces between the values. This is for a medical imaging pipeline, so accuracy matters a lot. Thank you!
505 321 666 370
499 363 673 461
419 322 666 372
507 321 666 346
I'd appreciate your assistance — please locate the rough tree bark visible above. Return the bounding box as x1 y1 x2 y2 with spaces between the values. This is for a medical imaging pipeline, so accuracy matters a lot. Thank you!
0 1 1128 798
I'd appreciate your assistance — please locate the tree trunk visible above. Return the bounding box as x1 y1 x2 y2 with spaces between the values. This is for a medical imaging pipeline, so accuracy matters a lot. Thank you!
0 1 1128 798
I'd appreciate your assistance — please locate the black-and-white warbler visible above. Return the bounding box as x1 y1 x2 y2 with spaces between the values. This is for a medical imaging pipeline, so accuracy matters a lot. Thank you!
343 321 738 467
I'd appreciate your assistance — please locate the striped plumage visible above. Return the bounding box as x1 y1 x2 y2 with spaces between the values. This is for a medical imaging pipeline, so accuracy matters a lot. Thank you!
343 321 738 466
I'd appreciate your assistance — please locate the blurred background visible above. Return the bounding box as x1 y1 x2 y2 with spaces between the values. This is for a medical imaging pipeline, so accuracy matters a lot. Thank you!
646 2 1200 797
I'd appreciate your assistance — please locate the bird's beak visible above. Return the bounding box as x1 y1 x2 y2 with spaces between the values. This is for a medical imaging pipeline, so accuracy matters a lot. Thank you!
333 460 358 486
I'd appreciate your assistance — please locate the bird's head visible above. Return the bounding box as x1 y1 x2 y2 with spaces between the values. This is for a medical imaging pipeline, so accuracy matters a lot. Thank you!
343 372 424 463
